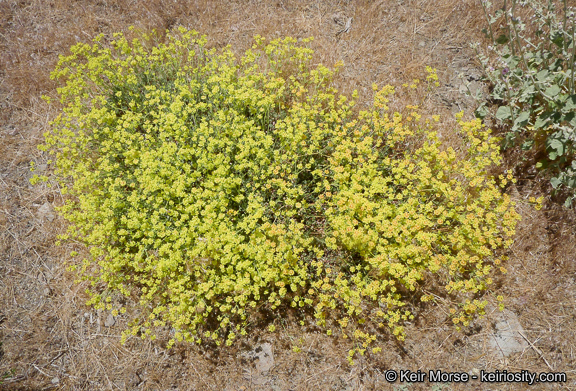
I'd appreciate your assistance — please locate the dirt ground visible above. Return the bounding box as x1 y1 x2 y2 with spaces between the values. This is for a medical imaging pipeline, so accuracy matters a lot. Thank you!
1 0 575 390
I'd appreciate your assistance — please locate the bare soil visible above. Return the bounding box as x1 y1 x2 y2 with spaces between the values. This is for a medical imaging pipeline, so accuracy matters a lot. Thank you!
1 0 575 390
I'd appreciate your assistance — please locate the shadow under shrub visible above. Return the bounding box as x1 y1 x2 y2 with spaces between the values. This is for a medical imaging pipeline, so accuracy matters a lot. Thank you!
35 27 520 362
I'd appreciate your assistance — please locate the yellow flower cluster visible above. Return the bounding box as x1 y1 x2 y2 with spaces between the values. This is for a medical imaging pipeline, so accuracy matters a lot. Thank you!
529 196 544 210
36 27 520 359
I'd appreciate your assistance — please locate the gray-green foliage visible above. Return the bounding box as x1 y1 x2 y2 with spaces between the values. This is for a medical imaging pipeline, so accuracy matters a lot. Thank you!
475 0 576 206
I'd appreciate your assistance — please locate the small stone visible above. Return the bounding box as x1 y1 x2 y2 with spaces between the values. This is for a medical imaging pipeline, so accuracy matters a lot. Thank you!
43 287 51 296
104 313 116 327
51 377 59 384
254 343 274 374
241 343 275 385
488 309 529 358
37 202 55 222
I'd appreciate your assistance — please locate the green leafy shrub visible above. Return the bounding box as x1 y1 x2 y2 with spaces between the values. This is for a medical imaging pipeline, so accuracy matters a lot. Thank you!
476 0 576 206
35 27 520 360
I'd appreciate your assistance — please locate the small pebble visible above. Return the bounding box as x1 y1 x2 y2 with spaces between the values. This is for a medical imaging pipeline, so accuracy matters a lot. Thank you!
104 313 116 327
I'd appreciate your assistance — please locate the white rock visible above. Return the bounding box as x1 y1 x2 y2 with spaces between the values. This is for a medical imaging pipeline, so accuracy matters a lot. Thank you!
104 313 116 327
241 342 274 385
489 309 529 358
37 202 55 222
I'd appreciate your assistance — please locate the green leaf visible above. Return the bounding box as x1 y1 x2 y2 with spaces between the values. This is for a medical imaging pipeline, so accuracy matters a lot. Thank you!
563 112 575 125
545 84 561 97
491 90 503 100
503 132 516 149
508 56 520 69
514 111 531 127
564 95 576 110
475 105 488 120
536 69 549 82
496 106 512 121
558 93 569 104
521 140 534 150
547 138 565 158
496 34 510 45
551 32 564 48
550 176 562 188
519 84 535 101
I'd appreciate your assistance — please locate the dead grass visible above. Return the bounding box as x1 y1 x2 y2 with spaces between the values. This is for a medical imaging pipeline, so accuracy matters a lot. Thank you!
1 0 575 390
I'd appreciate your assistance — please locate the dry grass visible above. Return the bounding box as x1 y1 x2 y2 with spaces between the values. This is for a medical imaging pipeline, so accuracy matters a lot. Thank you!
1 0 575 390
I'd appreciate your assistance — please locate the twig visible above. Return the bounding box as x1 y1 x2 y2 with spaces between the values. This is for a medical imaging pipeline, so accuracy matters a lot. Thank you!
190 360 210 389
517 330 554 371
305 364 339 383
0 375 26 384
48 350 67 365
32 363 51 378
336 17 353 37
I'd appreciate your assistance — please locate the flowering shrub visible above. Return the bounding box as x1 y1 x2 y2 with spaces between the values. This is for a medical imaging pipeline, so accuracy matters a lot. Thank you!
475 0 576 206
35 27 520 361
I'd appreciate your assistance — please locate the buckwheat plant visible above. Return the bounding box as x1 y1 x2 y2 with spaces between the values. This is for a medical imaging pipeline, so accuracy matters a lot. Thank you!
476 0 576 206
34 27 519 363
